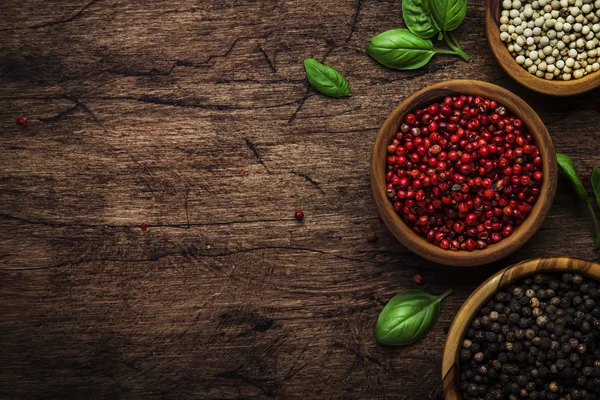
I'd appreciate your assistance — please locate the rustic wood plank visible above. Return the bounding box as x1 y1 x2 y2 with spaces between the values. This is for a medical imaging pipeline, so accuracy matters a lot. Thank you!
1 0 599 399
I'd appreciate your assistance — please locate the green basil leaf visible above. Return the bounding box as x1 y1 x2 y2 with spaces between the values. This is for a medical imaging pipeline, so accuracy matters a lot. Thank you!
366 29 450 70
557 153 589 203
403 0 439 39
557 154 600 249
375 289 452 346
303 59 350 98
592 167 600 209
429 0 467 33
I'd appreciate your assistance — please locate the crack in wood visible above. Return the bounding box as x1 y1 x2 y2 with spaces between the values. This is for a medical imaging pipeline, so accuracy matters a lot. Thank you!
0 0 102 32
297 127 378 136
215 78 305 85
100 65 177 77
243 137 266 168
38 104 80 123
0 213 290 230
296 105 362 121
0 245 376 272
258 47 276 72
291 171 324 194
0 94 302 111
129 95 299 111
97 30 279 78
287 87 312 124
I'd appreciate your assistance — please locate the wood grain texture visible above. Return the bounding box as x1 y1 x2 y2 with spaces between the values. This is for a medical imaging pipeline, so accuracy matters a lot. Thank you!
371 80 557 267
442 257 600 399
0 1 599 399
486 0 600 96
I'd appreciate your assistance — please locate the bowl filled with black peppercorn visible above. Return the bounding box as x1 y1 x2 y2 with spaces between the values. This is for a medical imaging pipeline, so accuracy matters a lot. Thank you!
371 80 557 267
442 257 600 400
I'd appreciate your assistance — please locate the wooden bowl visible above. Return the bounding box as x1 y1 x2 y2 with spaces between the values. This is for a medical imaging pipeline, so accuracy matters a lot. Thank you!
486 0 600 96
370 80 557 267
442 257 600 399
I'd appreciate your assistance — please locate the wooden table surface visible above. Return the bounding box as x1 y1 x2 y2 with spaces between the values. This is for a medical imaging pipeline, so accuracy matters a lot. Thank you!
1 1 599 399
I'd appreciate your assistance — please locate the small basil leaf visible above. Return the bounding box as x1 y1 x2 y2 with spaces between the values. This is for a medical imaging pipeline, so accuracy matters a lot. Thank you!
375 289 452 346
303 59 350 98
557 153 589 203
429 0 467 33
592 167 600 209
365 29 444 70
403 0 439 39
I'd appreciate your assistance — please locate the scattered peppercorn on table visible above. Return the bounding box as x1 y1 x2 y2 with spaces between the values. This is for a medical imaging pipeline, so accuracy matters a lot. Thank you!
0 1 599 399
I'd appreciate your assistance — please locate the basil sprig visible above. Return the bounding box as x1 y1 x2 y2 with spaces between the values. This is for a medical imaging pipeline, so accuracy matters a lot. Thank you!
557 153 600 250
375 289 452 346
403 0 438 39
303 59 350 98
366 29 458 70
368 0 470 70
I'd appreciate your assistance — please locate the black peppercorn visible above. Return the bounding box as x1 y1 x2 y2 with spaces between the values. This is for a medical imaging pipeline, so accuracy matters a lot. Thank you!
460 349 471 361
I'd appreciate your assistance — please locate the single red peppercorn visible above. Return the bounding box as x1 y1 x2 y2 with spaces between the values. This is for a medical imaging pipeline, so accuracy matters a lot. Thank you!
295 210 304 221
453 221 465 233
465 213 478 226
141 222 148 231
413 273 423 284
16 116 27 127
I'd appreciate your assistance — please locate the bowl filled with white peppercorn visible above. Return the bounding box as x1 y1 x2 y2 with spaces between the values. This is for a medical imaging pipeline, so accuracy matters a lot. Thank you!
442 257 600 399
486 0 600 96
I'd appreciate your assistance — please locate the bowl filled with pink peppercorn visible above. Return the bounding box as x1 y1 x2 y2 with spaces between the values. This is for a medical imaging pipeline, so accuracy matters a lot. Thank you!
371 80 557 267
